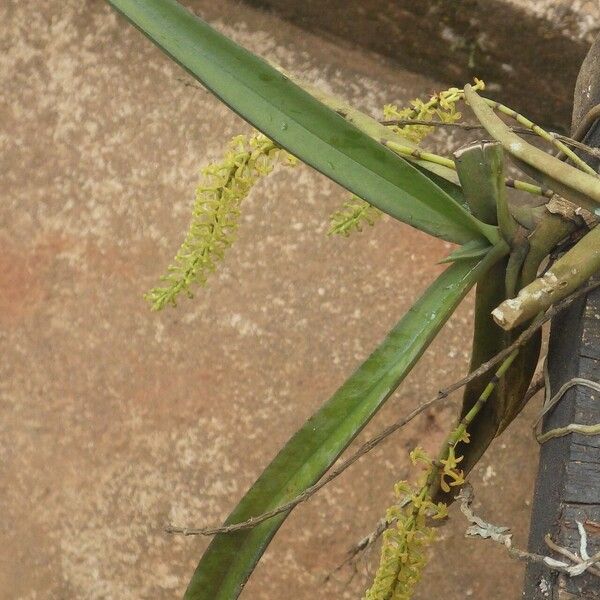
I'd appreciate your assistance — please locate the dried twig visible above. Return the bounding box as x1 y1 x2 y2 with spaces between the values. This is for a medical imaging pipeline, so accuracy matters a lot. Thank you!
166 280 600 537
325 515 392 582
522 373 546 407
553 134 600 160
545 196 598 228
381 118 533 136
175 76 208 91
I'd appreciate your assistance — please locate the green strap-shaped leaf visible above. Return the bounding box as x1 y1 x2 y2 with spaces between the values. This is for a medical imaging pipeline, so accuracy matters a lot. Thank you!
300 79 463 189
107 0 498 246
181 246 504 600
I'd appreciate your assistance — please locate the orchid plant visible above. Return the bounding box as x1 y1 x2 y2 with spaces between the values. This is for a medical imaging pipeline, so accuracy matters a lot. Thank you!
106 1 600 599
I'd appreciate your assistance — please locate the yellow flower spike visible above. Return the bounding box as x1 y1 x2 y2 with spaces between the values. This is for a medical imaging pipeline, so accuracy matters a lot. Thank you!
145 131 295 310
411 496 424 511
365 447 455 600
458 430 471 444
473 77 486 91
327 196 382 237
394 481 412 497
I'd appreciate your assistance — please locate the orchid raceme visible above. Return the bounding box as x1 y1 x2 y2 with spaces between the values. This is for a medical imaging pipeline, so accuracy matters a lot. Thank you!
146 132 295 310
382 79 485 143
329 80 485 237
105 1 600 599
365 470 442 600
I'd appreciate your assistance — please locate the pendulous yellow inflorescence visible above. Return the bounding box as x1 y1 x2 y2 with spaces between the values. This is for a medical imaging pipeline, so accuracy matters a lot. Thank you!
146 133 296 310
364 447 449 600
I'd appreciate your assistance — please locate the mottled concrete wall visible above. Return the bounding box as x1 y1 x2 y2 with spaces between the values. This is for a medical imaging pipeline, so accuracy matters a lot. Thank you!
1 1 539 598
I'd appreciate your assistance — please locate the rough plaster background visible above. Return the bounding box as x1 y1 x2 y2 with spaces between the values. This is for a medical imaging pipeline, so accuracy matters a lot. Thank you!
1 1 555 598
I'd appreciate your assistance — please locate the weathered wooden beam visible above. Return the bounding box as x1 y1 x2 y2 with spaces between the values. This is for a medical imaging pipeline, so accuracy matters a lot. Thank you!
524 285 600 599
525 40 600 594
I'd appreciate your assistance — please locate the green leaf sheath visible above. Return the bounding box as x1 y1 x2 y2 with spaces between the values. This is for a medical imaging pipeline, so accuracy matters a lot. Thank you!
441 238 492 263
438 141 539 497
455 142 501 226
181 247 504 600
106 0 496 245
434 141 541 504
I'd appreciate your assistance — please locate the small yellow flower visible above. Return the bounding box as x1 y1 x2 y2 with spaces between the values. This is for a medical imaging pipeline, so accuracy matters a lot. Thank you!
432 502 449 520
439 445 466 492
409 447 432 467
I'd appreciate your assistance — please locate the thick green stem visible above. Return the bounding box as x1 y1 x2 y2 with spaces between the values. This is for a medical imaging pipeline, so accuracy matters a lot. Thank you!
465 85 600 212
519 213 577 286
493 224 600 330
384 139 456 169
505 235 529 297
506 178 554 198
484 98 600 178
453 141 526 295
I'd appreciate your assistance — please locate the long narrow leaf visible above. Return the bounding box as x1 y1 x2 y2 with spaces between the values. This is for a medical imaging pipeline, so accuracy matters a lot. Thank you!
182 245 505 600
107 0 498 245
299 79 463 189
